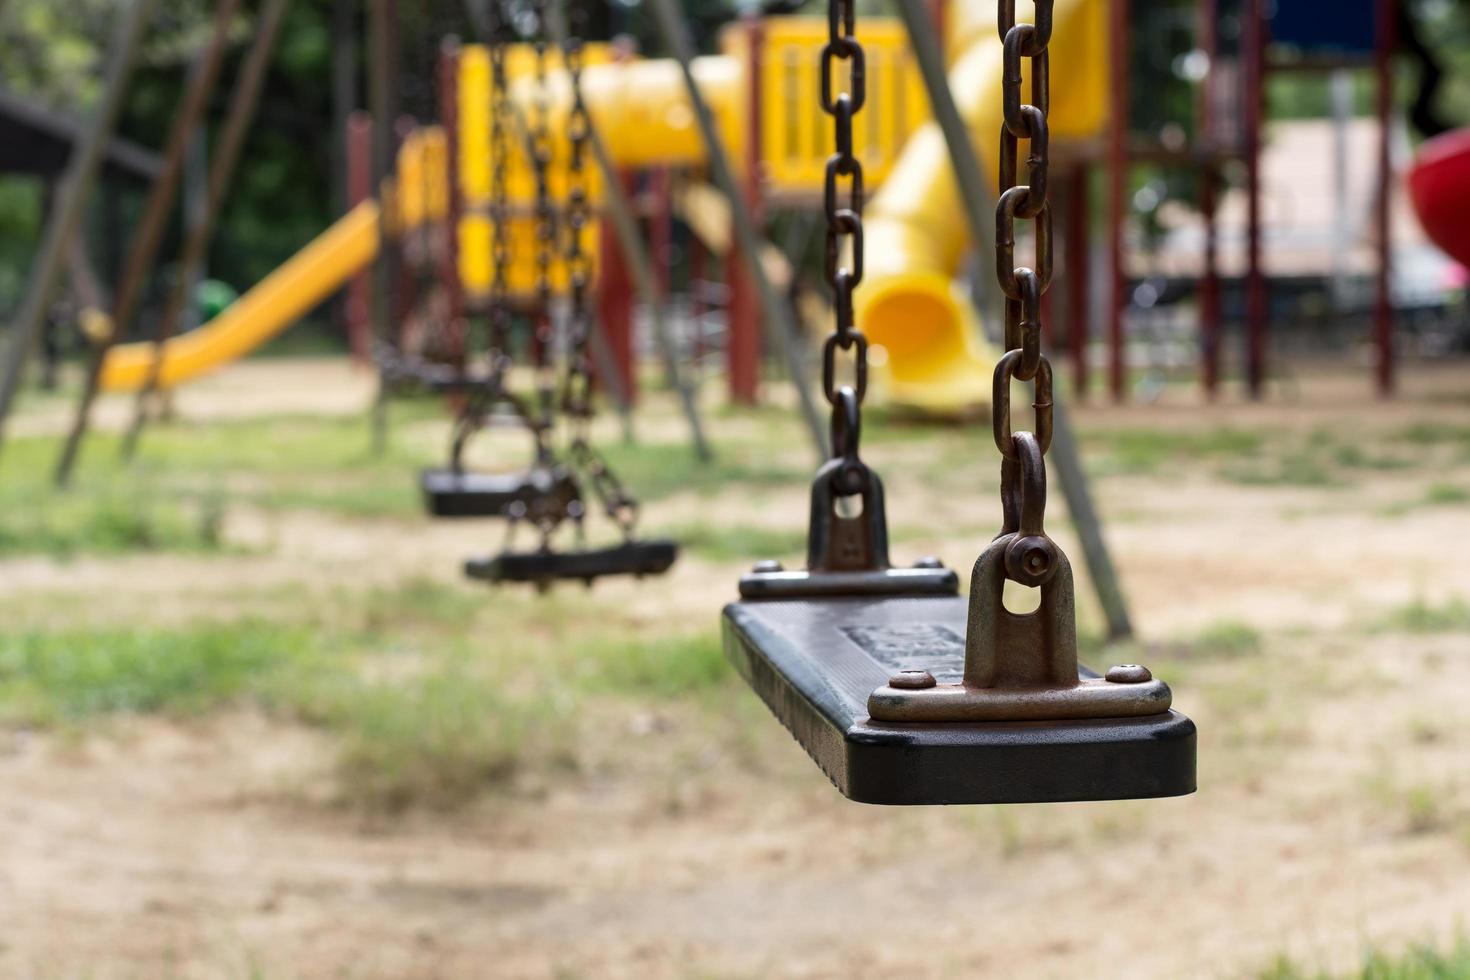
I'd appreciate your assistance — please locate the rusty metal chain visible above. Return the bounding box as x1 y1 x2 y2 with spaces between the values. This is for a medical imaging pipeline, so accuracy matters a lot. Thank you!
993 0 1057 584
487 5 512 372
528 0 558 445
820 0 869 477
558 1 638 538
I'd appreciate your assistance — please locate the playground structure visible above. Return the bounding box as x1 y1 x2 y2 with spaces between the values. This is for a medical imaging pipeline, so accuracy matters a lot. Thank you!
0 0 1427 438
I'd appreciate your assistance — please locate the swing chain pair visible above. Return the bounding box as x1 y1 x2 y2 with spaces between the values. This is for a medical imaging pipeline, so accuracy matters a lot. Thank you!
992 0 1056 584
560 1 596 429
557 1 637 540
819 0 869 414
529 0 558 432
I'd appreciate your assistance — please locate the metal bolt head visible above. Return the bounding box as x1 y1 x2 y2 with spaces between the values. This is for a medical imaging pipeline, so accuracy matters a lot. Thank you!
888 669 937 690
752 559 784 574
912 556 943 569
1106 664 1153 684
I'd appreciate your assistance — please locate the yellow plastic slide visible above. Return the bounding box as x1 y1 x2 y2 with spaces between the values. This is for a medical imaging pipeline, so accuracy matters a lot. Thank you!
856 0 1106 412
99 200 381 392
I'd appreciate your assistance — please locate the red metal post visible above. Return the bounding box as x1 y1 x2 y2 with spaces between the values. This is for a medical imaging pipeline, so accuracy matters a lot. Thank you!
437 38 466 365
1107 0 1129 402
596 169 639 403
1243 0 1267 399
1374 0 1397 396
1197 0 1221 398
393 114 418 348
726 16 765 405
1066 165 1090 397
347 111 374 366
649 167 674 303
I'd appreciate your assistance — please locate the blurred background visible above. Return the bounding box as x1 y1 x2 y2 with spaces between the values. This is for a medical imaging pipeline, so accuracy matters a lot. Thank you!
2 0 1470 977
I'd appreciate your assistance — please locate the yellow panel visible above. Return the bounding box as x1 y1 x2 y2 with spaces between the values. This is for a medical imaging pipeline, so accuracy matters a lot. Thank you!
758 17 927 195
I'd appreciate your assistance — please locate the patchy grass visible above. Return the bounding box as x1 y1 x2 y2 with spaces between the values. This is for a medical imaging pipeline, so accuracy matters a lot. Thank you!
1081 426 1265 476
0 622 312 726
1221 453 1341 488
662 521 807 563
1261 938 1470 979
1190 620 1265 659
1425 483 1470 506
0 471 228 559
1378 597 1470 634
284 662 574 813
584 631 731 698
597 439 805 503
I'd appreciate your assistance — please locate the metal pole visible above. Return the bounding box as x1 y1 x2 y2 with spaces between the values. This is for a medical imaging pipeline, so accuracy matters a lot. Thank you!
726 15 764 405
1243 0 1267 399
0 0 158 457
646 0 826 461
346 112 373 364
1374 0 1397 396
1197 0 1221 399
57 0 240 484
368 0 398 454
115 0 291 466
894 0 1134 640
1065 165 1090 397
1107 0 1129 403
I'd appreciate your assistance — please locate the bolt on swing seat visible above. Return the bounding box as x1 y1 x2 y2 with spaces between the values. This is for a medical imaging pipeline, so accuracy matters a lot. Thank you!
722 407 1195 805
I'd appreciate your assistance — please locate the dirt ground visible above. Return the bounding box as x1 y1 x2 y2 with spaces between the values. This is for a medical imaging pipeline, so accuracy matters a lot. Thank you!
4 358 1470 979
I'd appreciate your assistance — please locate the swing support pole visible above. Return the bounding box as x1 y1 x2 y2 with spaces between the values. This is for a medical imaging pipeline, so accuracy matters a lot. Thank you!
53 0 240 486
645 0 828 463
893 0 1134 640
0 0 159 460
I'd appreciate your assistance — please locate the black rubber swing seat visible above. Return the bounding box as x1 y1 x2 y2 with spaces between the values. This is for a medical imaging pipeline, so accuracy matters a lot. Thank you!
722 592 1196 806
420 467 578 519
721 446 1196 807
465 539 679 587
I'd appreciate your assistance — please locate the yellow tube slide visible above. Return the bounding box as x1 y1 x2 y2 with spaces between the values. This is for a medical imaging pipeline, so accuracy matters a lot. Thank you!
99 200 380 392
857 0 1105 412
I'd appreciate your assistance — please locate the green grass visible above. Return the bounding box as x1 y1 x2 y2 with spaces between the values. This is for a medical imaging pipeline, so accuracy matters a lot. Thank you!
284 661 574 813
0 467 229 558
1261 938 1470 979
1080 426 1265 476
662 521 807 563
1378 597 1470 634
584 631 731 698
1425 483 1470 506
1190 620 1264 659
0 622 313 725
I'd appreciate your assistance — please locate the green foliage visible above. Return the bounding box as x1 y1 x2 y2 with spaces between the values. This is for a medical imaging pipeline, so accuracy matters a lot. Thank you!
0 622 310 725
1425 483 1470 506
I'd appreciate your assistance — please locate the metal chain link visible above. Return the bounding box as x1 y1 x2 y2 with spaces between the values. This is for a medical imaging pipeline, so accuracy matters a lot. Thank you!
820 0 869 446
993 0 1054 462
558 1 638 538
992 0 1057 586
528 0 558 443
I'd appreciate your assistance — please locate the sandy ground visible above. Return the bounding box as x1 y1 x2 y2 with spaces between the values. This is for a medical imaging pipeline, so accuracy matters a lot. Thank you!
2 359 1470 979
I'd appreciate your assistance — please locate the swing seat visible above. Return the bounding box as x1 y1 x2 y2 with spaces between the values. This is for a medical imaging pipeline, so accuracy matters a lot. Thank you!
421 468 541 518
721 594 1196 805
465 539 679 588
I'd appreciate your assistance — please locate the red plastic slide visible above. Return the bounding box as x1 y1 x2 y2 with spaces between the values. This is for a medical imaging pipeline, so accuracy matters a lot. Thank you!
1407 128 1470 268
